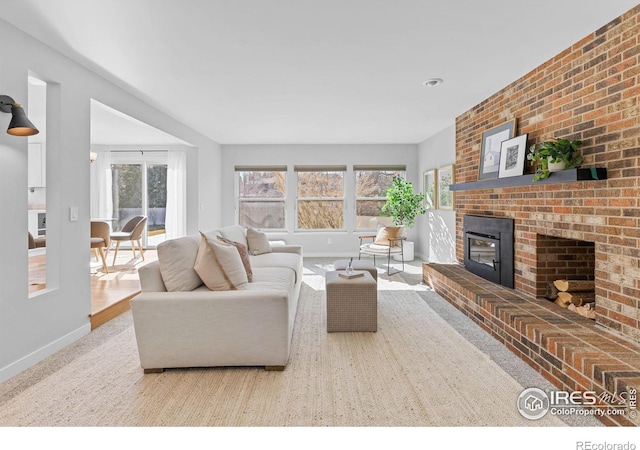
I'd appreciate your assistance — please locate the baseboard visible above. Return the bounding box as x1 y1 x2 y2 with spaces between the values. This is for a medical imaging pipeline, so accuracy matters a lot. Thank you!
303 252 361 258
0 323 91 384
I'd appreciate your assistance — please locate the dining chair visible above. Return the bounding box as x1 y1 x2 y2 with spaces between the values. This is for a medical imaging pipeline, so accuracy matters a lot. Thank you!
90 220 111 273
111 215 147 265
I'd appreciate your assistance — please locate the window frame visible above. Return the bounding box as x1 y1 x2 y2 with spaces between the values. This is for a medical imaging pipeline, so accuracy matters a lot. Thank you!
235 166 287 231
353 166 406 231
295 165 347 232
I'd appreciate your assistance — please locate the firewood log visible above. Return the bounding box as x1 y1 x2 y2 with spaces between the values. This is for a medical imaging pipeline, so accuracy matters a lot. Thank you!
555 296 571 308
553 280 595 292
557 291 596 307
546 282 559 300
573 305 596 319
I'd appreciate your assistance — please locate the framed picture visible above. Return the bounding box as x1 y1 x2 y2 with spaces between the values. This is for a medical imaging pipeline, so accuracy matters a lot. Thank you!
498 134 528 178
437 164 454 210
478 119 516 180
423 169 437 209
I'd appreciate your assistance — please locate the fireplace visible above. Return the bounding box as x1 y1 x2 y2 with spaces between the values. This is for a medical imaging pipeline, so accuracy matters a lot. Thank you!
463 215 514 288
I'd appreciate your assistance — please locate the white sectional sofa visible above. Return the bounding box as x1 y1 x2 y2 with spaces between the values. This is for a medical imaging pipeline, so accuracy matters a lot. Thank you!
130 225 303 373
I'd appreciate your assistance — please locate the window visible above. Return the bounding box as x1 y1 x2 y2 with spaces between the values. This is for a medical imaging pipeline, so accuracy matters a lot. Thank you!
295 166 346 230
236 166 287 230
354 166 406 230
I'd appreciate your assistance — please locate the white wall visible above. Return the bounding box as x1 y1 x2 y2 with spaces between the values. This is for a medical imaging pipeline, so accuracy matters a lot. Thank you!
416 125 457 263
0 18 221 383
221 144 419 256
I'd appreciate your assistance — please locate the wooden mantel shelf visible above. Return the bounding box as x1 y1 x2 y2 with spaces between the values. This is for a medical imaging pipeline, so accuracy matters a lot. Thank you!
449 168 607 192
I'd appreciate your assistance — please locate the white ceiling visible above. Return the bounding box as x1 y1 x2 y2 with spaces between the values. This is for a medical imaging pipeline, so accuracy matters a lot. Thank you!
2 0 639 145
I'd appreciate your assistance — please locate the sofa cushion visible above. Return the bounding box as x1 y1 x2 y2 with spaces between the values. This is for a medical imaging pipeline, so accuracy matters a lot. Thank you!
195 233 248 291
156 235 203 291
248 267 296 298
247 228 271 255
217 236 253 282
218 225 248 248
249 252 302 283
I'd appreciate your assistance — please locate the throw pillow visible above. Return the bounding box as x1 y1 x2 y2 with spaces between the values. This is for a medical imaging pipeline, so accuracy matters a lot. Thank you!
217 236 253 282
218 225 248 248
194 232 248 290
247 228 271 256
374 226 402 247
157 235 203 291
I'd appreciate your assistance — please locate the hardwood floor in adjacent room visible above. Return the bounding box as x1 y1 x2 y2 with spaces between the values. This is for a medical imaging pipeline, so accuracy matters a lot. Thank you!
90 248 157 330
28 248 157 330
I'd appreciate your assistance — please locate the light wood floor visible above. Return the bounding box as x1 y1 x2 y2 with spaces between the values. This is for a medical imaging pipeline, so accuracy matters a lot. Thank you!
29 248 157 330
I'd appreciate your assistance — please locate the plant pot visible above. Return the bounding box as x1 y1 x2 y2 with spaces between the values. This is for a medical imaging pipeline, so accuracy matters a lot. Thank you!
393 240 414 261
547 157 566 173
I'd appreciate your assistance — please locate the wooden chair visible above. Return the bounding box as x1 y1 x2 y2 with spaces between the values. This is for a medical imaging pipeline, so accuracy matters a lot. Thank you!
90 220 111 273
110 215 147 265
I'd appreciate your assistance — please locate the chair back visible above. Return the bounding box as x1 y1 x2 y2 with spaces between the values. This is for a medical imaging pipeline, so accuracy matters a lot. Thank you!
91 221 111 247
121 215 145 233
130 216 147 240
28 232 36 249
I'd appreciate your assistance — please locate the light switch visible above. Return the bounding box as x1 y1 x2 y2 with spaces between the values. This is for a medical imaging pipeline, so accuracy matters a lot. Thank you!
69 206 78 222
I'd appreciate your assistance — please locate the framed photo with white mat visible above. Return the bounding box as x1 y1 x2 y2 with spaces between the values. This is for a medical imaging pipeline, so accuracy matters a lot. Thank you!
498 134 528 178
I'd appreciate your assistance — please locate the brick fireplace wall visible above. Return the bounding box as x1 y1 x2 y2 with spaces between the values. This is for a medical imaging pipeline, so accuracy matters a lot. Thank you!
454 5 640 342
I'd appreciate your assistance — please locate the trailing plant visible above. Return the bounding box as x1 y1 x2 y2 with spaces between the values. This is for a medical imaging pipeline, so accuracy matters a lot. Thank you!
381 176 426 229
526 138 583 181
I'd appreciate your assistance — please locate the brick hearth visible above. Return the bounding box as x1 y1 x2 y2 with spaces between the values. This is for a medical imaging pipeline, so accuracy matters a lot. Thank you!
423 262 640 427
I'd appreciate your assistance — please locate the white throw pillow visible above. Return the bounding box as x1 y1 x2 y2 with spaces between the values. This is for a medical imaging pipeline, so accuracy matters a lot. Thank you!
194 232 248 290
157 235 203 291
247 228 271 255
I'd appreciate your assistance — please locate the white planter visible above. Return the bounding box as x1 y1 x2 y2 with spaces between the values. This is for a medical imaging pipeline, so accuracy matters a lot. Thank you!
547 157 566 173
394 240 414 261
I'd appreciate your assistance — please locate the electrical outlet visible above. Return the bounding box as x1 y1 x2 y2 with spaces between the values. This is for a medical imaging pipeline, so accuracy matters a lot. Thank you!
328 238 332 244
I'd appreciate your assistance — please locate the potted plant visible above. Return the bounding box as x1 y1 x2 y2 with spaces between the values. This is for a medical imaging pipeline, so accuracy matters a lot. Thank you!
526 138 583 181
381 176 426 262
381 176 426 229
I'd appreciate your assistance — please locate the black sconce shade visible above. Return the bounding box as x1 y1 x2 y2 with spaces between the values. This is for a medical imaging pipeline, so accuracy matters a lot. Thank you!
0 95 39 136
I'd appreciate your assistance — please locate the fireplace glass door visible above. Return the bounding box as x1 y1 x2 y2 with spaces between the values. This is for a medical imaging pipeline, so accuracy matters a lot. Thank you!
469 236 497 267
465 232 501 284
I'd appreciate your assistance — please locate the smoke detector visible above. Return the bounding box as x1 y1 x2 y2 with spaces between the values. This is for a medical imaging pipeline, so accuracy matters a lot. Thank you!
422 78 444 87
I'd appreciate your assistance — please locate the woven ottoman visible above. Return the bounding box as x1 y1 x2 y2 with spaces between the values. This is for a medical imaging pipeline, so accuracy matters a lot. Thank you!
333 259 377 282
325 270 377 332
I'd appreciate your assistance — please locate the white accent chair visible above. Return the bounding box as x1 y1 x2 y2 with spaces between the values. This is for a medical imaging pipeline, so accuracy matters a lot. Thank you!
358 226 405 275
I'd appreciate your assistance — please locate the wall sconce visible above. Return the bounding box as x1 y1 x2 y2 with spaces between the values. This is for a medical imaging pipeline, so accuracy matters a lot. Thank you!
0 95 39 136
90 151 98 163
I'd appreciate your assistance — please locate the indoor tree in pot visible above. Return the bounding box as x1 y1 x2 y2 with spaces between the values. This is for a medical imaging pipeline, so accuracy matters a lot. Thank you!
526 138 583 181
381 176 426 261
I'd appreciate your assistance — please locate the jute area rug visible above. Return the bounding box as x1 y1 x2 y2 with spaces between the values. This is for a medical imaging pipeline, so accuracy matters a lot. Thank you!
0 259 566 427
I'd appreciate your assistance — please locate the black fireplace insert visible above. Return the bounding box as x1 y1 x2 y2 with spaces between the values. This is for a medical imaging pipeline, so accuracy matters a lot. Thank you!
463 215 514 288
